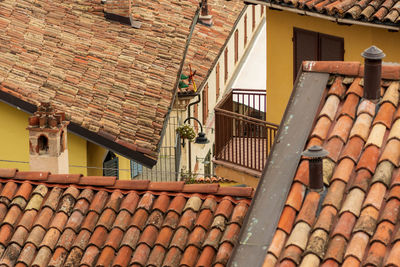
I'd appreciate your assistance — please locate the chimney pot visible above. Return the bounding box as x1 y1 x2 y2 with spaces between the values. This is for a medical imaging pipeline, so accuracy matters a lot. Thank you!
302 146 328 192
361 46 385 102
199 0 213 26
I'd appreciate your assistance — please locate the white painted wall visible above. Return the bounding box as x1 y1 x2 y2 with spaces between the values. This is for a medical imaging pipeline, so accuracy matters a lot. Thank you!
179 4 266 177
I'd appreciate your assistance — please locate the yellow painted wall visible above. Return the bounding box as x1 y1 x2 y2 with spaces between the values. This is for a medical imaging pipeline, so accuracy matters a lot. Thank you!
0 101 88 175
266 9 400 124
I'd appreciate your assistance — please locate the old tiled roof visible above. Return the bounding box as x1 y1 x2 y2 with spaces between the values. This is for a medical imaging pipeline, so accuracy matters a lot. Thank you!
257 0 400 27
264 62 400 266
0 0 198 163
0 168 252 266
179 0 245 95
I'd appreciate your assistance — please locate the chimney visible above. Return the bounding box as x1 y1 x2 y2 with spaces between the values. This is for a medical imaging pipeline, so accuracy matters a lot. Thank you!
199 0 213 26
27 102 70 174
361 46 385 102
302 146 328 192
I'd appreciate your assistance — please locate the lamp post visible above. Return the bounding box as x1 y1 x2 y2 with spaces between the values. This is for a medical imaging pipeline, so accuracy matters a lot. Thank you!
182 117 209 175
183 117 209 144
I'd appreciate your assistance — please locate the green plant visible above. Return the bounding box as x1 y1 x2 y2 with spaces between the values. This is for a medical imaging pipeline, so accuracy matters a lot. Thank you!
176 124 196 141
181 169 196 184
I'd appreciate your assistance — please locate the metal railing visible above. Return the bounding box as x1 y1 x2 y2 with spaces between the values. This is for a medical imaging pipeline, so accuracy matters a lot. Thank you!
215 89 278 172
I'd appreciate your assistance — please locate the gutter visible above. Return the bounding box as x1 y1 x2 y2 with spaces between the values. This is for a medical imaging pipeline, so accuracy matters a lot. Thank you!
156 8 200 152
186 94 201 173
244 0 400 31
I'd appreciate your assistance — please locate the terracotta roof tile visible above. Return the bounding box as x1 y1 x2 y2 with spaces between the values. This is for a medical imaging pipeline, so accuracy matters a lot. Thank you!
340 94 359 119
311 116 333 141
356 145 381 174
379 138 400 166
278 206 297 234
0 168 253 266
373 102 396 128
265 65 400 266
324 235 347 263
0 0 202 162
314 205 337 233
281 244 303 265
268 229 287 259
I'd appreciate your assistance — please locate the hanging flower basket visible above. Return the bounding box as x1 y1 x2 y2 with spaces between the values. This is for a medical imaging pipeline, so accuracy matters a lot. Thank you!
176 124 196 141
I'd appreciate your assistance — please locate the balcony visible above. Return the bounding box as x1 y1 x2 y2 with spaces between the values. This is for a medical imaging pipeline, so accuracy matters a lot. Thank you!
214 89 278 175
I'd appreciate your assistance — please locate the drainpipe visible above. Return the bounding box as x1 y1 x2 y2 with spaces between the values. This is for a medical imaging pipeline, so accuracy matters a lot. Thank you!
361 46 385 102
187 94 201 174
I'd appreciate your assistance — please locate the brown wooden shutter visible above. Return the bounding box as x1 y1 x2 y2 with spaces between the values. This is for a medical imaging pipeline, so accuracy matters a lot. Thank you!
261 5 264 17
234 30 239 64
293 28 318 81
319 33 344 61
216 63 220 99
202 84 209 125
224 48 228 82
252 6 255 31
244 15 248 46
293 28 344 81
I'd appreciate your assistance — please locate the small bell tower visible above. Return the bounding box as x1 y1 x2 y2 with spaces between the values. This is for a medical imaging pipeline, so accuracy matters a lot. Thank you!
27 102 69 174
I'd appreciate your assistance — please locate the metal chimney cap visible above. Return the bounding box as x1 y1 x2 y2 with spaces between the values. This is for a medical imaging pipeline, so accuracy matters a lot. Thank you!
361 46 385 60
302 146 328 158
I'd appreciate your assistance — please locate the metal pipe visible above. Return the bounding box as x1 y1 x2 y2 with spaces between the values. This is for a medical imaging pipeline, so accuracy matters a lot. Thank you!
362 46 385 102
187 94 201 174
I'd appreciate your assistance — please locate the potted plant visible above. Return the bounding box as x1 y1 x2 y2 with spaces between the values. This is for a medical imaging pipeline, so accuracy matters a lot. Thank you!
176 124 196 141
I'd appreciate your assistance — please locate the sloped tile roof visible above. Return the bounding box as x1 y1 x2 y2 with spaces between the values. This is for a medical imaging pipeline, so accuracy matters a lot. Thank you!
258 0 400 27
0 0 198 163
264 62 400 266
179 0 245 95
0 168 252 266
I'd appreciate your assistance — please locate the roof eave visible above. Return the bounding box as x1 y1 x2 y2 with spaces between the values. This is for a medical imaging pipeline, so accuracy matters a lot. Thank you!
0 90 157 168
244 0 400 31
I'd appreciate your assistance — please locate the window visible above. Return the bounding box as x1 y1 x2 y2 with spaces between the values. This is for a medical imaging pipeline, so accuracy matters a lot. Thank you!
202 84 209 125
130 161 143 178
224 48 228 82
252 5 255 31
244 15 248 47
216 63 220 99
293 28 344 80
38 135 49 154
234 30 239 64
261 5 264 17
103 151 119 178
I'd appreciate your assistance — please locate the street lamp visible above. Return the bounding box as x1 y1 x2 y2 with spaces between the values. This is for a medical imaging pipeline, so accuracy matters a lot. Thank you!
183 117 209 144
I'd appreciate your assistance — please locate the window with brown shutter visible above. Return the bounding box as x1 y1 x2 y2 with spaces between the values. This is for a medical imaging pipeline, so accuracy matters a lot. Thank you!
216 63 220 99
244 15 248 47
202 84 209 125
261 5 264 17
193 103 199 131
252 6 255 31
224 48 228 82
234 30 239 64
293 28 344 81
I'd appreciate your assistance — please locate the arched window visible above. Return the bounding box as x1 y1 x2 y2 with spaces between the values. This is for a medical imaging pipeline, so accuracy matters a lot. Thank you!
38 135 49 154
